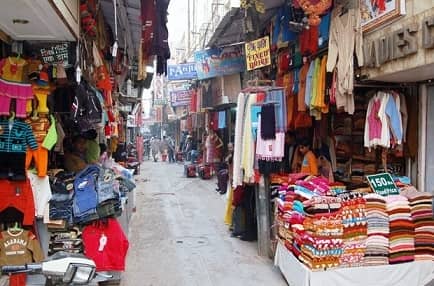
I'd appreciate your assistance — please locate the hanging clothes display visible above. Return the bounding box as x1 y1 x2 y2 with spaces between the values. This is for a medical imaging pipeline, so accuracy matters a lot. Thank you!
364 91 407 150
256 114 285 161
232 93 248 188
0 57 34 118
241 95 257 183
326 5 363 114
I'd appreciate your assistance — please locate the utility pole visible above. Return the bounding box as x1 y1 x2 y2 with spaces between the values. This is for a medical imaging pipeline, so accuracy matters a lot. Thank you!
187 0 191 58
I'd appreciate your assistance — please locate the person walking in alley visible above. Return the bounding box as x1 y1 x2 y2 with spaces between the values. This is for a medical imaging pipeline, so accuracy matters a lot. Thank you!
164 136 175 163
150 137 160 162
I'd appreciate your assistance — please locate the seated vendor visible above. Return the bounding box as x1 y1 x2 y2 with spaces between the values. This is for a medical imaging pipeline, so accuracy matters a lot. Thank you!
298 138 318 176
82 129 100 164
64 135 88 173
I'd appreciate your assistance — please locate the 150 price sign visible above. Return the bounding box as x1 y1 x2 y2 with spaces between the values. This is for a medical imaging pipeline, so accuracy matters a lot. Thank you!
366 173 399 196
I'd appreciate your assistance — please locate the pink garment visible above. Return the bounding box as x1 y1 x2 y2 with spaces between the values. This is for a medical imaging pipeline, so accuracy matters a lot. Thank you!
0 78 33 99
0 96 11 116
0 96 29 118
256 115 285 160
368 98 382 141
15 98 27 118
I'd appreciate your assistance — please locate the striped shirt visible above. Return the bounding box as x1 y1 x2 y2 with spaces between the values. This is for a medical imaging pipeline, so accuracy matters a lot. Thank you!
0 120 38 153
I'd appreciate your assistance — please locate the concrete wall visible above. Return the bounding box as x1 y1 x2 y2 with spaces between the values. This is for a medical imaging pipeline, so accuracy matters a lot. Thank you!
362 0 434 82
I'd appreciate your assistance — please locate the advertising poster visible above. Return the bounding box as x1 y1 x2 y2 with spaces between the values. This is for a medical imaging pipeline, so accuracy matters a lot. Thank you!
194 45 245 80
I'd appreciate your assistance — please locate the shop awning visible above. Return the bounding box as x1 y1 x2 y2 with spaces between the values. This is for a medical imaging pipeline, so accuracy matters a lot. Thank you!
0 0 77 41
207 7 279 48
101 0 141 62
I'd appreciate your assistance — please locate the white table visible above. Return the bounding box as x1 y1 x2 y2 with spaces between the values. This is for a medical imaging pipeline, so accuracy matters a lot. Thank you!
274 241 434 286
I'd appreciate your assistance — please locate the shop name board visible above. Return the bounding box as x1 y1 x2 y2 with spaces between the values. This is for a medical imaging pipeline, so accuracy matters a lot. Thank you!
364 15 434 67
40 43 69 65
366 173 399 196
167 63 197 81
245 36 271 71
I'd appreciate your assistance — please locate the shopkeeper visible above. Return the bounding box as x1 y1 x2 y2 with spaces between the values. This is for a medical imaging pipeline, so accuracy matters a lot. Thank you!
299 138 318 176
64 135 88 173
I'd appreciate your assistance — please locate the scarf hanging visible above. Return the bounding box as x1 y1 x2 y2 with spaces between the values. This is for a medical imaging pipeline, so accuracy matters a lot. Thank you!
266 89 287 132
232 93 247 188
260 103 276 140
218 111 226 129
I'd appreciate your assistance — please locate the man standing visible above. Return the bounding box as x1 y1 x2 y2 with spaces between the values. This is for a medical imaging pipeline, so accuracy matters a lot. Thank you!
150 137 160 162
166 136 175 163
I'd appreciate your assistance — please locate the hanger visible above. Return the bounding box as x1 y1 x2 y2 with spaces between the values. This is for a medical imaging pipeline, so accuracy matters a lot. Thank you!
31 110 39 120
8 222 22 233
9 111 15 122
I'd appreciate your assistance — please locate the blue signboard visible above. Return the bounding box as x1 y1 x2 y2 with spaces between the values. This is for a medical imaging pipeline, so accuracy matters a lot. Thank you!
167 63 197 81
194 45 245 80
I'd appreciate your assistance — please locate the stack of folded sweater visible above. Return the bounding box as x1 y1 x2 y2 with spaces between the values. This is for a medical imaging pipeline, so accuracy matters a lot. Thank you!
385 195 415 264
364 194 389 266
338 192 367 267
297 196 343 270
401 189 434 261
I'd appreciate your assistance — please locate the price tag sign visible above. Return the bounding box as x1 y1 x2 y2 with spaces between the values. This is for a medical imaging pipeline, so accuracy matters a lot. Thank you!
366 173 399 196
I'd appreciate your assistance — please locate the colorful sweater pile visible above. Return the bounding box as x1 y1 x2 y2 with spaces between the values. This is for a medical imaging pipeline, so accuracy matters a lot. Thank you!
385 195 415 264
297 196 343 269
364 194 389 266
338 192 367 267
401 189 434 261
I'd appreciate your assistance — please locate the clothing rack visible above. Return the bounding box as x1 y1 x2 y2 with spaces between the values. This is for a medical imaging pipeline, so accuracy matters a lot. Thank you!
247 79 275 87
354 83 413 89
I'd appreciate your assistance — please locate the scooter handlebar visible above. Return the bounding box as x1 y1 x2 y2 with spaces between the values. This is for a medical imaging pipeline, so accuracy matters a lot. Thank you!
1 265 28 274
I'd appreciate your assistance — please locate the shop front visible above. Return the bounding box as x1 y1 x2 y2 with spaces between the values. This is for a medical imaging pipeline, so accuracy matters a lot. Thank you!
213 1 434 285
0 0 152 284
361 4 434 194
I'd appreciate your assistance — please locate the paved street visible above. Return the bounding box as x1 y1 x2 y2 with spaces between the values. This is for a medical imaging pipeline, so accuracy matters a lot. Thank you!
120 160 286 286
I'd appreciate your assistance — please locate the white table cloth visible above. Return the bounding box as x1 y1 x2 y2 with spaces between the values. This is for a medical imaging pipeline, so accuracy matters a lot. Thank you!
275 241 434 286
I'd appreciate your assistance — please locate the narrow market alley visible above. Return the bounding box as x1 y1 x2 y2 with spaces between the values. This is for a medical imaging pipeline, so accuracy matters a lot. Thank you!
120 160 286 286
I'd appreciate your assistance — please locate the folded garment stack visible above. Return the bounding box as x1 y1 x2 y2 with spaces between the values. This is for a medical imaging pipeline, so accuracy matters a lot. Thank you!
338 192 367 267
400 189 434 261
364 194 389 266
298 196 344 270
385 195 415 264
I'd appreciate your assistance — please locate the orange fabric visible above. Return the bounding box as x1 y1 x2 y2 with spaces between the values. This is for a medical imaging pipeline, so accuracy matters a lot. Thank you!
300 150 318 175
298 62 310 111
26 144 48 177
294 112 313 129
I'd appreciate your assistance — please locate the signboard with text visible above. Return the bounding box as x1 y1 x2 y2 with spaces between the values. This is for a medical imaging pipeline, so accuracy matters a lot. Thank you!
167 63 197 81
170 90 192 107
40 42 70 66
153 75 167 105
366 173 399 196
245 36 271 71
194 46 245 80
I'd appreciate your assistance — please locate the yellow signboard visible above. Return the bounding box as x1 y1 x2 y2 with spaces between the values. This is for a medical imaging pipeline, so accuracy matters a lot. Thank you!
245 36 271 71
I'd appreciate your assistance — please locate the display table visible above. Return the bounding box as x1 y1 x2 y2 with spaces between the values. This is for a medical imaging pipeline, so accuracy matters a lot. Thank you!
274 241 434 286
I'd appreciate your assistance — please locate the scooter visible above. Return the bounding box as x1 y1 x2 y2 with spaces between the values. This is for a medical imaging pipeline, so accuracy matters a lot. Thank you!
1 251 112 285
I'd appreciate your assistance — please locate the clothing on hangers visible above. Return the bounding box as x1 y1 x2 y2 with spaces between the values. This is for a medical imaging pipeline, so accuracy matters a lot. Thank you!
326 5 363 115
